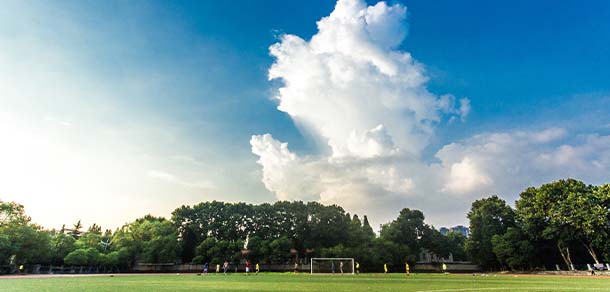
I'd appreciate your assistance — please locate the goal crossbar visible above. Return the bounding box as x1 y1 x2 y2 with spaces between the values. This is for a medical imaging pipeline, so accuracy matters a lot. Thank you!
310 258 355 274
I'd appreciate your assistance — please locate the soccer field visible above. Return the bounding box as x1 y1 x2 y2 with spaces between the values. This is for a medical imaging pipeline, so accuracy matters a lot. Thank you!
1 273 609 292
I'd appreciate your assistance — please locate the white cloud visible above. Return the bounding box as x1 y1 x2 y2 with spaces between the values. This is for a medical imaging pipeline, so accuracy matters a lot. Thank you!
250 134 321 201
443 157 492 193
531 127 566 143
148 170 178 182
458 98 471 120
267 0 468 158
251 0 610 228
436 131 610 198
147 170 216 190
438 95 471 121
345 125 399 158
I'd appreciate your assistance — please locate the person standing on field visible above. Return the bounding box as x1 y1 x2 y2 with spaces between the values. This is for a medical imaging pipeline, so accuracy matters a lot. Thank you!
216 263 220 273
294 261 299 274
405 262 410 275
340 261 344 274
355 262 360 274
245 260 251 275
203 262 209 275
256 262 260 275
223 261 229 274
384 263 388 274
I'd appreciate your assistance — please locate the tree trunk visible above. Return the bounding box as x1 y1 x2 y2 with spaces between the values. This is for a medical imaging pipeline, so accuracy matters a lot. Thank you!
583 241 600 264
557 242 573 270
565 247 573 270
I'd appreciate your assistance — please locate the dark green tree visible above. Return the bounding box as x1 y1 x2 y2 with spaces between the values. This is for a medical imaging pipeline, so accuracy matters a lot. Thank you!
465 195 515 270
111 215 180 267
50 232 77 265
491 227 535 270
515 179 598 268
380 208 440 267
0 201 51 266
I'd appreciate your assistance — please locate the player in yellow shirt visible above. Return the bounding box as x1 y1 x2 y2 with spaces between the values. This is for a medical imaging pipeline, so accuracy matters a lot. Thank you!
255 263 260 275
442 263 448 275
355 262 360 274
405 262 410 275
383 263 388 273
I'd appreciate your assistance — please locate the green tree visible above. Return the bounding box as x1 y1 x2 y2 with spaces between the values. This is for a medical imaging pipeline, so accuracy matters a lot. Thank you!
370 237 404 272
76 232 103 251
445 231 467 261
466 195 515 270
112 215 180 267
491 227 535 270
64 249 89 266
515 179 601 268
593 184 610 262
195 237 244 264
569 183 610 264
362 215 376 240
99 250 121 267
68 220 83 239
0 201 31 225
87 224 102 235
380 208 438 267
50 232 77 265
0 201 51 266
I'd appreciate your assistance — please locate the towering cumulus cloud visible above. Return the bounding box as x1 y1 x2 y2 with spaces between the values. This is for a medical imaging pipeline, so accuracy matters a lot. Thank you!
251 0 610 227
265 0 468 158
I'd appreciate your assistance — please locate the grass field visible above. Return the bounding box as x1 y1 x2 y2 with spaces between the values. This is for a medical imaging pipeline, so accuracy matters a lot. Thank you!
1 273 609 292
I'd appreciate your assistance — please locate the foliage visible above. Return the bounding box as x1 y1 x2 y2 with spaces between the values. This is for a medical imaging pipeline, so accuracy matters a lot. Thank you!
50 232 76 265
3 177 610 273
63 249 88 266
515 179 608 268
445 231 467 261
111 215 180 265
0 201 51 266
172 201 363 263
491 227 535 270
465 195 514 270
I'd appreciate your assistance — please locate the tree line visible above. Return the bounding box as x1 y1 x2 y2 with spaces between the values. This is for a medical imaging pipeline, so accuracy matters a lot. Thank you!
1 178 608 273
0 201 464 273
466 179 610 271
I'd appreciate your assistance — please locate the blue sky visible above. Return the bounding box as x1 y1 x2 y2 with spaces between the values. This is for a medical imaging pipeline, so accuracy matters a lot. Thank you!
1 0 609 230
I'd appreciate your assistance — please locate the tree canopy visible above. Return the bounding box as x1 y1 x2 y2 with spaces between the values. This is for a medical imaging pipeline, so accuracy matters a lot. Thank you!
2 178 609 273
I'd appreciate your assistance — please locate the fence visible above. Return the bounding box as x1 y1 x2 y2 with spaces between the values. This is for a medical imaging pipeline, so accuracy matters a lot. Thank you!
413 262 480 272
134 263 311 273
1 264 126 275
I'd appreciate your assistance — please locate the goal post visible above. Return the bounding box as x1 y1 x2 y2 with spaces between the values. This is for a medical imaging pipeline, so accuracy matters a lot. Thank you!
310 258 355 274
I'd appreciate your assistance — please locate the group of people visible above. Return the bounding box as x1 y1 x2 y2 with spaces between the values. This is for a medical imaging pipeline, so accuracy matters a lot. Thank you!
201 260 260 275
327 261 414 275
201 260 448 275
329 261 346 274
384 262 446 274
325 261 417 275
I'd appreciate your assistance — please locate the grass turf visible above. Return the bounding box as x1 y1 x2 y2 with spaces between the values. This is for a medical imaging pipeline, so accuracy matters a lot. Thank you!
1 273 609 292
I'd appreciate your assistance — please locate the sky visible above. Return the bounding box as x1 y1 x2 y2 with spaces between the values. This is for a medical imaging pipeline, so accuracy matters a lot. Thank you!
1 0 609 231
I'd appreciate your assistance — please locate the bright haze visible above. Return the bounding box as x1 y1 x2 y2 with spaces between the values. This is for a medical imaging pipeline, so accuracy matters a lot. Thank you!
1 0 610 230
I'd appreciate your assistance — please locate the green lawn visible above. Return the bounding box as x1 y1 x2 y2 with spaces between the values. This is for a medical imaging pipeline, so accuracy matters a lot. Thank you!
1 273 609 292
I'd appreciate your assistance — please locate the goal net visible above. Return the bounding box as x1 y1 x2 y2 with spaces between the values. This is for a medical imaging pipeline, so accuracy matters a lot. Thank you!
310 258 355 274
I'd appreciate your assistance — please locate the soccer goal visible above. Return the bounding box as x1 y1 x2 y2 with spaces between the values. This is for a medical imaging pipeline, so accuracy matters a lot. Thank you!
310 258 355 274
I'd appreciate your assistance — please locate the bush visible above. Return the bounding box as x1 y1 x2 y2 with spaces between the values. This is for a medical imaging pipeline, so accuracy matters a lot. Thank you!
64 249 88 266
